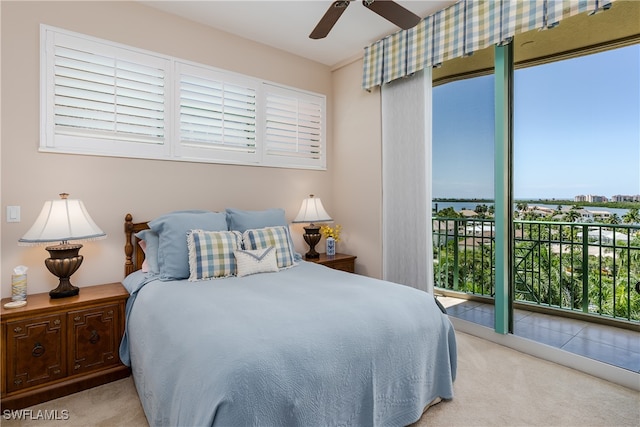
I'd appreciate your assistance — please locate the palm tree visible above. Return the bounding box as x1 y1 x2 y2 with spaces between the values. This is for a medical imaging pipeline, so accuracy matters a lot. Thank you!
475 204 488 215
622 208 640 224
563 209 580 223
606 213 621 225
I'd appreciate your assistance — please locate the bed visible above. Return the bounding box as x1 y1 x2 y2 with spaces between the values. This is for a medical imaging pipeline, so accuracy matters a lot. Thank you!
119 210 457 427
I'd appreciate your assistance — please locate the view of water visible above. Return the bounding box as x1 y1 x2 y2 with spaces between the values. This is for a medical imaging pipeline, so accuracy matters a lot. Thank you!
433 201 632 217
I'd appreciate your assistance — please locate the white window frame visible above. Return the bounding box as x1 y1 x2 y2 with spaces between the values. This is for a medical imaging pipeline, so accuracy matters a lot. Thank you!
40 25 326 170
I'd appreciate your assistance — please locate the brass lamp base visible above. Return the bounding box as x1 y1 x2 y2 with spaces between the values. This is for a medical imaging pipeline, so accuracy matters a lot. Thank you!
303 224 322 259
45 243 83 299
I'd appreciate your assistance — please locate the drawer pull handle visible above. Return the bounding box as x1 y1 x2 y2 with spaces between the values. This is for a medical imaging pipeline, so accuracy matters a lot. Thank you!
53 369 61 375
13 326 22 333
32 342 45 357
14 378 22 386
75 364 81 370
89 330 100 344
74 316 81 322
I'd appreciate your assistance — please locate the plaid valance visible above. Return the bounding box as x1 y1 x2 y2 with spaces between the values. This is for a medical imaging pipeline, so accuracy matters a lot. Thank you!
362 0 614 90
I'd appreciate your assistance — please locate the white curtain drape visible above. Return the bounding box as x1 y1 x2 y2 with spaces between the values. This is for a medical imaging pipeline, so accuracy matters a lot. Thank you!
381 69 434 293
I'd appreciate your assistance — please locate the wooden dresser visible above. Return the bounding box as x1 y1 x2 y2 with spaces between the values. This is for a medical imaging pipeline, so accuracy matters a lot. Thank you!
1 283 130 410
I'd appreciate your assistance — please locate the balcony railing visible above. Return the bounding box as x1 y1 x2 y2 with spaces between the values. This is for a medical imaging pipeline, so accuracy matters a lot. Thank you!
433 217 640 323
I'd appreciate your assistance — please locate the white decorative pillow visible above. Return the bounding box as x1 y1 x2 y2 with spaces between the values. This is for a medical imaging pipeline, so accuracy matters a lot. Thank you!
234 246 278 277
187 230 242 281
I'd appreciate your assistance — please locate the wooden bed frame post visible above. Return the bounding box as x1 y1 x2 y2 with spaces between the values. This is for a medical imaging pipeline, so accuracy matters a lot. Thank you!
124 213 135 277
124 213 151 277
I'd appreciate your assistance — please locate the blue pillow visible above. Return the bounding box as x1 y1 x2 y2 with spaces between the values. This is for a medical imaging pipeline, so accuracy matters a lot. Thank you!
149 210 228 280
135 229 160 275
225 208 287 232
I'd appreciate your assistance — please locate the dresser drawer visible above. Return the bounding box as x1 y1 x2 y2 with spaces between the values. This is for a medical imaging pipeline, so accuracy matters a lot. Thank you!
69 304 121 375
5 314 66 393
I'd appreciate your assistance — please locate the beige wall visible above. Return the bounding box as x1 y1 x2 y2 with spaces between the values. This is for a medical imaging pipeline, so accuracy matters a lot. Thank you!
331 60 383 279
1 1 374 297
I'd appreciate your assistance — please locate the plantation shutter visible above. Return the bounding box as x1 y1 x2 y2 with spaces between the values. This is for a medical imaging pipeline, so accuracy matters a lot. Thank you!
42 26 325 169
179 69 257 152
52 33 166 144
264 84 325 169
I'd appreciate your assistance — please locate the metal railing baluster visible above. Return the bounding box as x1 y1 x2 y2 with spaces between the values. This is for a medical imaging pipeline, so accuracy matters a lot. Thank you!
433 216 640 324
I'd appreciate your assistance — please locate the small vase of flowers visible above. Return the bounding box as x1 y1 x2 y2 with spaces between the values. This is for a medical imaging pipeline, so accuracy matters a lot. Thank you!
320 224 341 256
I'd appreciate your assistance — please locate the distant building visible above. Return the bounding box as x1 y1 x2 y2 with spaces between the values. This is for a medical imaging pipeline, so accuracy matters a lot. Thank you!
611 194 640 202
530 205 555 215
459 209 478 218
574 194 608 203
589 210 612 221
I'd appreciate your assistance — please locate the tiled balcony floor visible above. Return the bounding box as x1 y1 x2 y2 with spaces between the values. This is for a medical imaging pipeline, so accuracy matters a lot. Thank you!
436 296 640 373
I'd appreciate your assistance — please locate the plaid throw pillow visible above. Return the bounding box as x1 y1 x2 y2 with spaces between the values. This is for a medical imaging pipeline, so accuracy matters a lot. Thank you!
242 226 296 269
187 230 242 281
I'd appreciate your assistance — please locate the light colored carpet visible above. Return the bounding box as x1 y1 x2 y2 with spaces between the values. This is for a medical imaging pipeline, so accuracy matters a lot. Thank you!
3 332 639 427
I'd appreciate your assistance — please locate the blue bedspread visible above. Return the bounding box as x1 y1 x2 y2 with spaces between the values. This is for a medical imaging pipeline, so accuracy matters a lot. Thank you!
119 261 456 427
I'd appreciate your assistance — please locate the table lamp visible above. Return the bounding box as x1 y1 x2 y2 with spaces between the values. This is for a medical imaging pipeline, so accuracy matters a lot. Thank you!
293 194 332 259
18 193 106 298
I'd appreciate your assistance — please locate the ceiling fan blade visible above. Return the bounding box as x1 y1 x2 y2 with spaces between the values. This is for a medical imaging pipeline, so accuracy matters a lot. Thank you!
310 1 351 39
363 0 421 30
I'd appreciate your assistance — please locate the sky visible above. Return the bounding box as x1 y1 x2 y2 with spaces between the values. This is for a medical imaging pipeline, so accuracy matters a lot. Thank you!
432 43 640 200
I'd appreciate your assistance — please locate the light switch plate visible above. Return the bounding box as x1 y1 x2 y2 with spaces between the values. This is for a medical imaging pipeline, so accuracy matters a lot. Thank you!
7 206 20 222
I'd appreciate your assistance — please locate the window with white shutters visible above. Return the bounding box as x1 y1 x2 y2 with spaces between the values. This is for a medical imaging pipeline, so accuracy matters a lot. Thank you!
176 63 259 164
41 25 326 170
264 85 325 169
41 27 170 158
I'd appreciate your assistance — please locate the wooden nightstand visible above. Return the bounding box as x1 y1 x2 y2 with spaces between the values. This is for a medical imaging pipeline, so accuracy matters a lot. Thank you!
1 282 130 410
308 253 357 273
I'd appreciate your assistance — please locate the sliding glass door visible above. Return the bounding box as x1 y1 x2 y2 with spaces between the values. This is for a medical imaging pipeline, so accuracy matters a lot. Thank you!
432 5 640 339
432 46 496 329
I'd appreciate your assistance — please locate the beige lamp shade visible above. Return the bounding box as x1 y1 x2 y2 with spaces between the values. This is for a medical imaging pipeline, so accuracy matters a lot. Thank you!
19 193 106 245
293 194 332 224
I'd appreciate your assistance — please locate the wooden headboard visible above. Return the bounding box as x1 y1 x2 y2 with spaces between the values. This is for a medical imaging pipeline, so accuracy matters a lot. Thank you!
124 213 150 276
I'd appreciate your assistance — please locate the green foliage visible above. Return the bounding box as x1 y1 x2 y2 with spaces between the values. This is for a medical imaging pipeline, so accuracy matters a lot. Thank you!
434 219 640 322
623 208 640 224
435 207 460 218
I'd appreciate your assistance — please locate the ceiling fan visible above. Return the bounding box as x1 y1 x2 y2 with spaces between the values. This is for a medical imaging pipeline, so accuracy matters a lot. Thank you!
310 0 421 40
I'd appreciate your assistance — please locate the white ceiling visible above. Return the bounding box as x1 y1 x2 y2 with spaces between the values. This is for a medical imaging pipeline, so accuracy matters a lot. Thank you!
140 1 457 68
